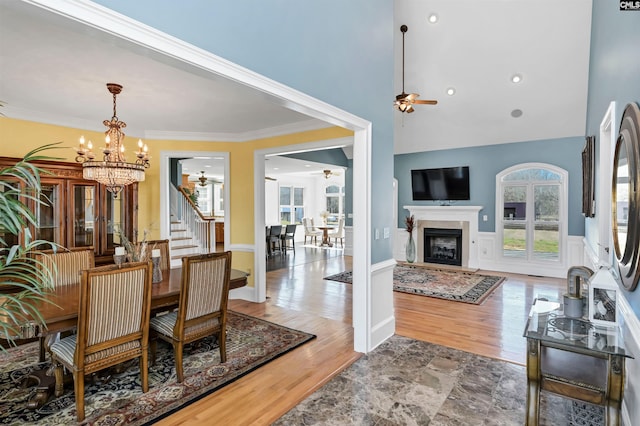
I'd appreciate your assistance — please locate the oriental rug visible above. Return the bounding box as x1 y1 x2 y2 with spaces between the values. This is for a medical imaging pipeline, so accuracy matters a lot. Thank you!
324 265 505 304
0 312 315 425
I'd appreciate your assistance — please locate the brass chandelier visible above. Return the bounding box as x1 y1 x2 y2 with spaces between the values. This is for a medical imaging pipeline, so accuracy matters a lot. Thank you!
75 83 149 194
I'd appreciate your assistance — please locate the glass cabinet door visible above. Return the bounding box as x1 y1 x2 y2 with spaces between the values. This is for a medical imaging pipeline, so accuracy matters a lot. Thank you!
68 181 98 249
103 187 124 254
0 182 20 247
34 180 64 245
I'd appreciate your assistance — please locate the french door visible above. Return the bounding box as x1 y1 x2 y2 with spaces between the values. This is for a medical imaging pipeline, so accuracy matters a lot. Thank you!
500 165 564 262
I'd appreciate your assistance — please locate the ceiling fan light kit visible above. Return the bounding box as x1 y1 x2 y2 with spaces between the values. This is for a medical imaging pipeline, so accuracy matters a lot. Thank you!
394 24 438 114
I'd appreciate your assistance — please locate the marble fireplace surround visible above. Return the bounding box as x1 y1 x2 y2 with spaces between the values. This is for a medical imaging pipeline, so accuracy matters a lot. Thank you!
404 205 483 269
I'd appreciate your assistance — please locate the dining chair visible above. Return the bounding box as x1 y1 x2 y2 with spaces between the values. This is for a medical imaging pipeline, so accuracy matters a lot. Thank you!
49 261 153 422
266 225 283 255
138 239 171 272
328 219 345 247
280 224 297 253
149 251 232 383
302 218 321 244
33 247 95 362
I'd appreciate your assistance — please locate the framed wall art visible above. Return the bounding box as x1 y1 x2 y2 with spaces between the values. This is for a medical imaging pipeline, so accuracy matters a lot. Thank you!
581 135 595 218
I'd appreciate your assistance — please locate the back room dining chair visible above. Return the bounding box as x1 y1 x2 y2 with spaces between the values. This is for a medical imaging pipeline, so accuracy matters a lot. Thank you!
149 251 232 383
49 261 153 422
138 239 171 272
280 224 297 253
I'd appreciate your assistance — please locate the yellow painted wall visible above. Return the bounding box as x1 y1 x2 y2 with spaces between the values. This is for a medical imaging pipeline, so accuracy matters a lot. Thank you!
1 117 352 288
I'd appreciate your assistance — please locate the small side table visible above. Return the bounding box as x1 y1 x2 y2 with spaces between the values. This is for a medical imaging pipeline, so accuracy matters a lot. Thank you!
523 299 633 425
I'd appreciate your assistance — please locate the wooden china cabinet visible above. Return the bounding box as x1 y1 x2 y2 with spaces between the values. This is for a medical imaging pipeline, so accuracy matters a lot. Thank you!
0 157 138 265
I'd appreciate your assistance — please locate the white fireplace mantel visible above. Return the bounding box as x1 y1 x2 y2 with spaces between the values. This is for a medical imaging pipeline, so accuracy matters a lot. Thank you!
403 205 483 269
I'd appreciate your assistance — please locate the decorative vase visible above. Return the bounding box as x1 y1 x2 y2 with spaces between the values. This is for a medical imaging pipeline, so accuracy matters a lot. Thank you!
152 256 163 284
406 233 416 263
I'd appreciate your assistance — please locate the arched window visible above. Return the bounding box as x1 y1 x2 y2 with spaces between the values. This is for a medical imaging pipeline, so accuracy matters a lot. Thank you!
497 164 567 262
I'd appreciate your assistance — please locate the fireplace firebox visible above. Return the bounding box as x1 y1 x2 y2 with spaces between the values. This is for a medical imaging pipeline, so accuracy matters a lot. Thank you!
423 228 462 266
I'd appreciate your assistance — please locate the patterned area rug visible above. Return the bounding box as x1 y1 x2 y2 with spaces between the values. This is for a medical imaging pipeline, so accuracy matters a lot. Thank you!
0 312 315 425
324 265 505 304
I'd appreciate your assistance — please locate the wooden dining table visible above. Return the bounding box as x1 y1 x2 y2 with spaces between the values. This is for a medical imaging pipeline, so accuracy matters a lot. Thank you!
21 267 248 409
34 267 248 334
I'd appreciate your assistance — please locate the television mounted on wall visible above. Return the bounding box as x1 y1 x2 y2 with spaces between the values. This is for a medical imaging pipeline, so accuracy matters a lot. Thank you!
411 166 470 201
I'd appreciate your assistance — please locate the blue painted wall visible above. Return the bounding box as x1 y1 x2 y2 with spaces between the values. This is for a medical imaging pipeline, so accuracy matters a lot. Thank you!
585 2 640 315
95 0 395 262
283 149 348 168
395 137 585 234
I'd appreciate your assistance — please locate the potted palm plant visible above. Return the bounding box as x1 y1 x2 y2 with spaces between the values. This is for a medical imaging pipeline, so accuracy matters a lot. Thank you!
0 144 59 349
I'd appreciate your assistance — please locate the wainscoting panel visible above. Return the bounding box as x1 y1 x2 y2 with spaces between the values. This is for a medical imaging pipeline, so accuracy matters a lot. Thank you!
370 258 396 350
344 226 353 256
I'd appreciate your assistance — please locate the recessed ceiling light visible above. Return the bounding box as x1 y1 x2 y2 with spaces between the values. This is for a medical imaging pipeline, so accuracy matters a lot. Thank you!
305 164 312 168
511 109 523 118
273 167 279 170
446 87 456 96
205 164 212 168
428 13 438 23
511 74 522 83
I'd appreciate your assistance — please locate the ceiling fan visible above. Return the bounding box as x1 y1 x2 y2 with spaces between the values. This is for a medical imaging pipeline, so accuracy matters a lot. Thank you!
198 171 208 187
394 24 437 113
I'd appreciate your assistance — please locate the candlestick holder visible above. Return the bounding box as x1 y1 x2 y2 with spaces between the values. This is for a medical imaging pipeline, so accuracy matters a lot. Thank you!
152 256 163 283
113 254 126 267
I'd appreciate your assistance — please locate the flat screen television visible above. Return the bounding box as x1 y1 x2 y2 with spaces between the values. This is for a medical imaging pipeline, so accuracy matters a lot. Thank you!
411 166 470 201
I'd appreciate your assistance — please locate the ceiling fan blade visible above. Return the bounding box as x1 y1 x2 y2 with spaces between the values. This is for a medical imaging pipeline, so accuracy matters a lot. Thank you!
413 99 438 105
406 93 419 101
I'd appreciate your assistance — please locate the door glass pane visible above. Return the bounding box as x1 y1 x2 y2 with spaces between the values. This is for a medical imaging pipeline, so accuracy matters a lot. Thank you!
503 221 526 258
534 185 559 221
533 185 560 260
106 191 122 249
534 222 559 260
35 183 62 244
503 185 526 220
0 184 19 247
72 185 95 248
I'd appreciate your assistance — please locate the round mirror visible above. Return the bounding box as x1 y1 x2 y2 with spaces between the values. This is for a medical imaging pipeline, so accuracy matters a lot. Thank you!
612 103 640 291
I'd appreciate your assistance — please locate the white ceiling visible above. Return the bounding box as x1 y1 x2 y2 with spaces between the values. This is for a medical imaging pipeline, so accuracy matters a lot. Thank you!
1 1 592 162
394 0 592 154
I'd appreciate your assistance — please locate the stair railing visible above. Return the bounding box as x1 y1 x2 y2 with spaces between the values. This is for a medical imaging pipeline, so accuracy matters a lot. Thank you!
171 185 216 253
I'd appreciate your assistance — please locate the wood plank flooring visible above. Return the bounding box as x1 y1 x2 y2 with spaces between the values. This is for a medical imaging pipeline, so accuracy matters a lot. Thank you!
156 248 564 425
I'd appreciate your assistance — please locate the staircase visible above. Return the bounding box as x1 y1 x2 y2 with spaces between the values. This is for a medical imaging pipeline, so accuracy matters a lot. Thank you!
168 185 216 268
169 216 204 268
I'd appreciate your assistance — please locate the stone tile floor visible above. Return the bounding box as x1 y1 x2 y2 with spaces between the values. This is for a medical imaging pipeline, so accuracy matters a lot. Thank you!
274 336 604 425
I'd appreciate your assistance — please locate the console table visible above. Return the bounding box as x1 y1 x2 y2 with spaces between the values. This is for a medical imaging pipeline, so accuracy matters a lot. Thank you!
523 299 633 425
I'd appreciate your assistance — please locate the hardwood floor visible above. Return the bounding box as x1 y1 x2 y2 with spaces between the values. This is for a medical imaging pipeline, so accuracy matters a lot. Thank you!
156 247 565 425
